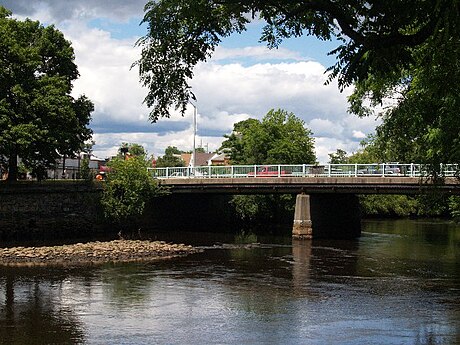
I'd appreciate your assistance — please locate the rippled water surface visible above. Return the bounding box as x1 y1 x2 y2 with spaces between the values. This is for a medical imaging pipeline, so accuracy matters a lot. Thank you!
0 219 459 344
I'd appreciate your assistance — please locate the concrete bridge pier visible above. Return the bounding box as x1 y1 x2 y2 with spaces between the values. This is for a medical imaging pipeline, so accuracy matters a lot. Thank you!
292 194 313 239
293 193 361 239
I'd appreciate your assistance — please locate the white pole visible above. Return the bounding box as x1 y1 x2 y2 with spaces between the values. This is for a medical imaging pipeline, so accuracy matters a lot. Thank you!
193 104 196 168
188 102 197 168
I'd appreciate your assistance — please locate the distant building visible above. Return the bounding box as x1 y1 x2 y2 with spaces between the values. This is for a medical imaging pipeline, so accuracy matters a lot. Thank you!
208 153 230 166
0 153 107 180
47 153 106 179
180 152 230 166
181 152 214 167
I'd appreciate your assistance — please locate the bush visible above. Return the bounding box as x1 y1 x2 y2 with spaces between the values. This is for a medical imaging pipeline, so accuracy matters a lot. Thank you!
448 196 460 221
101 156 167 233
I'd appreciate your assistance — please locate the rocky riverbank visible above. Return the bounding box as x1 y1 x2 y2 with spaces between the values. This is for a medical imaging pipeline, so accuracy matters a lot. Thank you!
0 240 201 266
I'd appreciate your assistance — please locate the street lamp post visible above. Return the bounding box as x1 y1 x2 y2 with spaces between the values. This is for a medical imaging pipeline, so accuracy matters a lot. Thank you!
189 102 197 168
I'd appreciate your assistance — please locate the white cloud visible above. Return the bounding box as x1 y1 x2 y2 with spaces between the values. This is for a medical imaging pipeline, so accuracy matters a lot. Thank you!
212 46 304 62
63 23 159 137
352 130 367 139
191 61 350 122
309 119 344 137
315 137 365 164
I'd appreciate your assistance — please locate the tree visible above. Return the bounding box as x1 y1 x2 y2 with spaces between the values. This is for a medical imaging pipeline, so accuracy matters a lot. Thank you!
328 149 348 164
101 155 167 235
346 3 460 168
134 0 454 122
0 7 93 181
118 143 147 158
351 40 460 167
345 135 386 164
220 109 315 227
79 156 92 181
220 109 316 165
156 146 186 167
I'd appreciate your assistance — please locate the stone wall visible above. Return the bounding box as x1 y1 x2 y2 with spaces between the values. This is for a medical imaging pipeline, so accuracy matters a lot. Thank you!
0 183 238 242
0 182 107 242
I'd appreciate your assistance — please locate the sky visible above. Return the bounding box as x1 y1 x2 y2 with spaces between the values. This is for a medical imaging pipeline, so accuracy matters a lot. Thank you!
1 0 380 163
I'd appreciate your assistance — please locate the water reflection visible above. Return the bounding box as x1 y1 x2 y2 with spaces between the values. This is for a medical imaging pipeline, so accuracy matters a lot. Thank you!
292 239 312 290
0 272 86 344
0 220 458 344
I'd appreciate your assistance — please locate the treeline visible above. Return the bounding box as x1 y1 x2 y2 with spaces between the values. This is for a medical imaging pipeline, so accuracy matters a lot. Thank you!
329 140 460 221
359 194 460 220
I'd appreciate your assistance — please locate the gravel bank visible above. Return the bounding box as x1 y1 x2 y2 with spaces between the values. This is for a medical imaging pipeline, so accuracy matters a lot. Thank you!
0 240 200 266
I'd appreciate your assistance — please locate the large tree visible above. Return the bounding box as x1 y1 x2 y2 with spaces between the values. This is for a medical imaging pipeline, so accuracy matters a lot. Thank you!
349 26 460 167
0 7 93 181
134 0 454 122
220 109 315 227
220 109 316 164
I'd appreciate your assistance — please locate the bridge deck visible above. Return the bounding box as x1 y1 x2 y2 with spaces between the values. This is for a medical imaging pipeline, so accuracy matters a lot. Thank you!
159 177 460 195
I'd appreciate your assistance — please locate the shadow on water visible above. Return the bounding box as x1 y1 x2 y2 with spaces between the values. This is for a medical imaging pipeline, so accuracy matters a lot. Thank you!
0 220 458 344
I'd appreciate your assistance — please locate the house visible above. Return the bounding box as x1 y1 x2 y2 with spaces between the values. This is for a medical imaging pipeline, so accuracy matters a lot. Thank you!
208 153 230 166
180 152 215 167
180 152 231 166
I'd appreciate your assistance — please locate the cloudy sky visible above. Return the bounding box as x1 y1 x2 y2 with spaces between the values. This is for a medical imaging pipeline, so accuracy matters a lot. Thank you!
1 0 380 163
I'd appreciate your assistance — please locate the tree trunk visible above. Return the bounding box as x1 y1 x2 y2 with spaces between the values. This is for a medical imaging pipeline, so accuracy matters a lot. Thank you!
6 154 18 182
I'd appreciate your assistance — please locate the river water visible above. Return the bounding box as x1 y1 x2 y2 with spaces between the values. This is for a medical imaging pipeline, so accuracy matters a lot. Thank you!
0 219 458 345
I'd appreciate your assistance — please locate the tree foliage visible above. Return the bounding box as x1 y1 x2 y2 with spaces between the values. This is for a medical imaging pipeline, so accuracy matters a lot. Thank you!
219 109 315 226
343 135 455 218
134 0 453 122
359 195 418 218
0 7 93 181
328 149 348 164
448 196 460 222
118 142 147 158
220 109 316 165
101 156 166 231
155 146 186 167
347 2 460 167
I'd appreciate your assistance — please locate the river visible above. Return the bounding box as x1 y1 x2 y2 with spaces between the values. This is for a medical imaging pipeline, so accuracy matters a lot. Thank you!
0 219 458 344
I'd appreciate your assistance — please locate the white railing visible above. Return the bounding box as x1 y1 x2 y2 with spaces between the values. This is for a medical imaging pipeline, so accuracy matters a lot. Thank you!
148 163 459 179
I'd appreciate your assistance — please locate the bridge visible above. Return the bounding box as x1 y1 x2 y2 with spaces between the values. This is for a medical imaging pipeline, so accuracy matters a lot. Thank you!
149 164 460 240
150 163 460 194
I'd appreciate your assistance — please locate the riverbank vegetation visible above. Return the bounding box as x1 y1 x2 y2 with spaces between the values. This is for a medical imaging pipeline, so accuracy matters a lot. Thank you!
330 139 460 220
101 147 168 237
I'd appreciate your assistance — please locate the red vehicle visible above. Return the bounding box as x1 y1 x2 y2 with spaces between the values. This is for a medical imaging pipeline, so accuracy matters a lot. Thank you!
248 166 287 177
95 164 111 180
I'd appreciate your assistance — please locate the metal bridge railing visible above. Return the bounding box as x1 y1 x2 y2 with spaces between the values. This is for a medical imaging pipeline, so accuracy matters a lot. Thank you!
148 163 459 179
